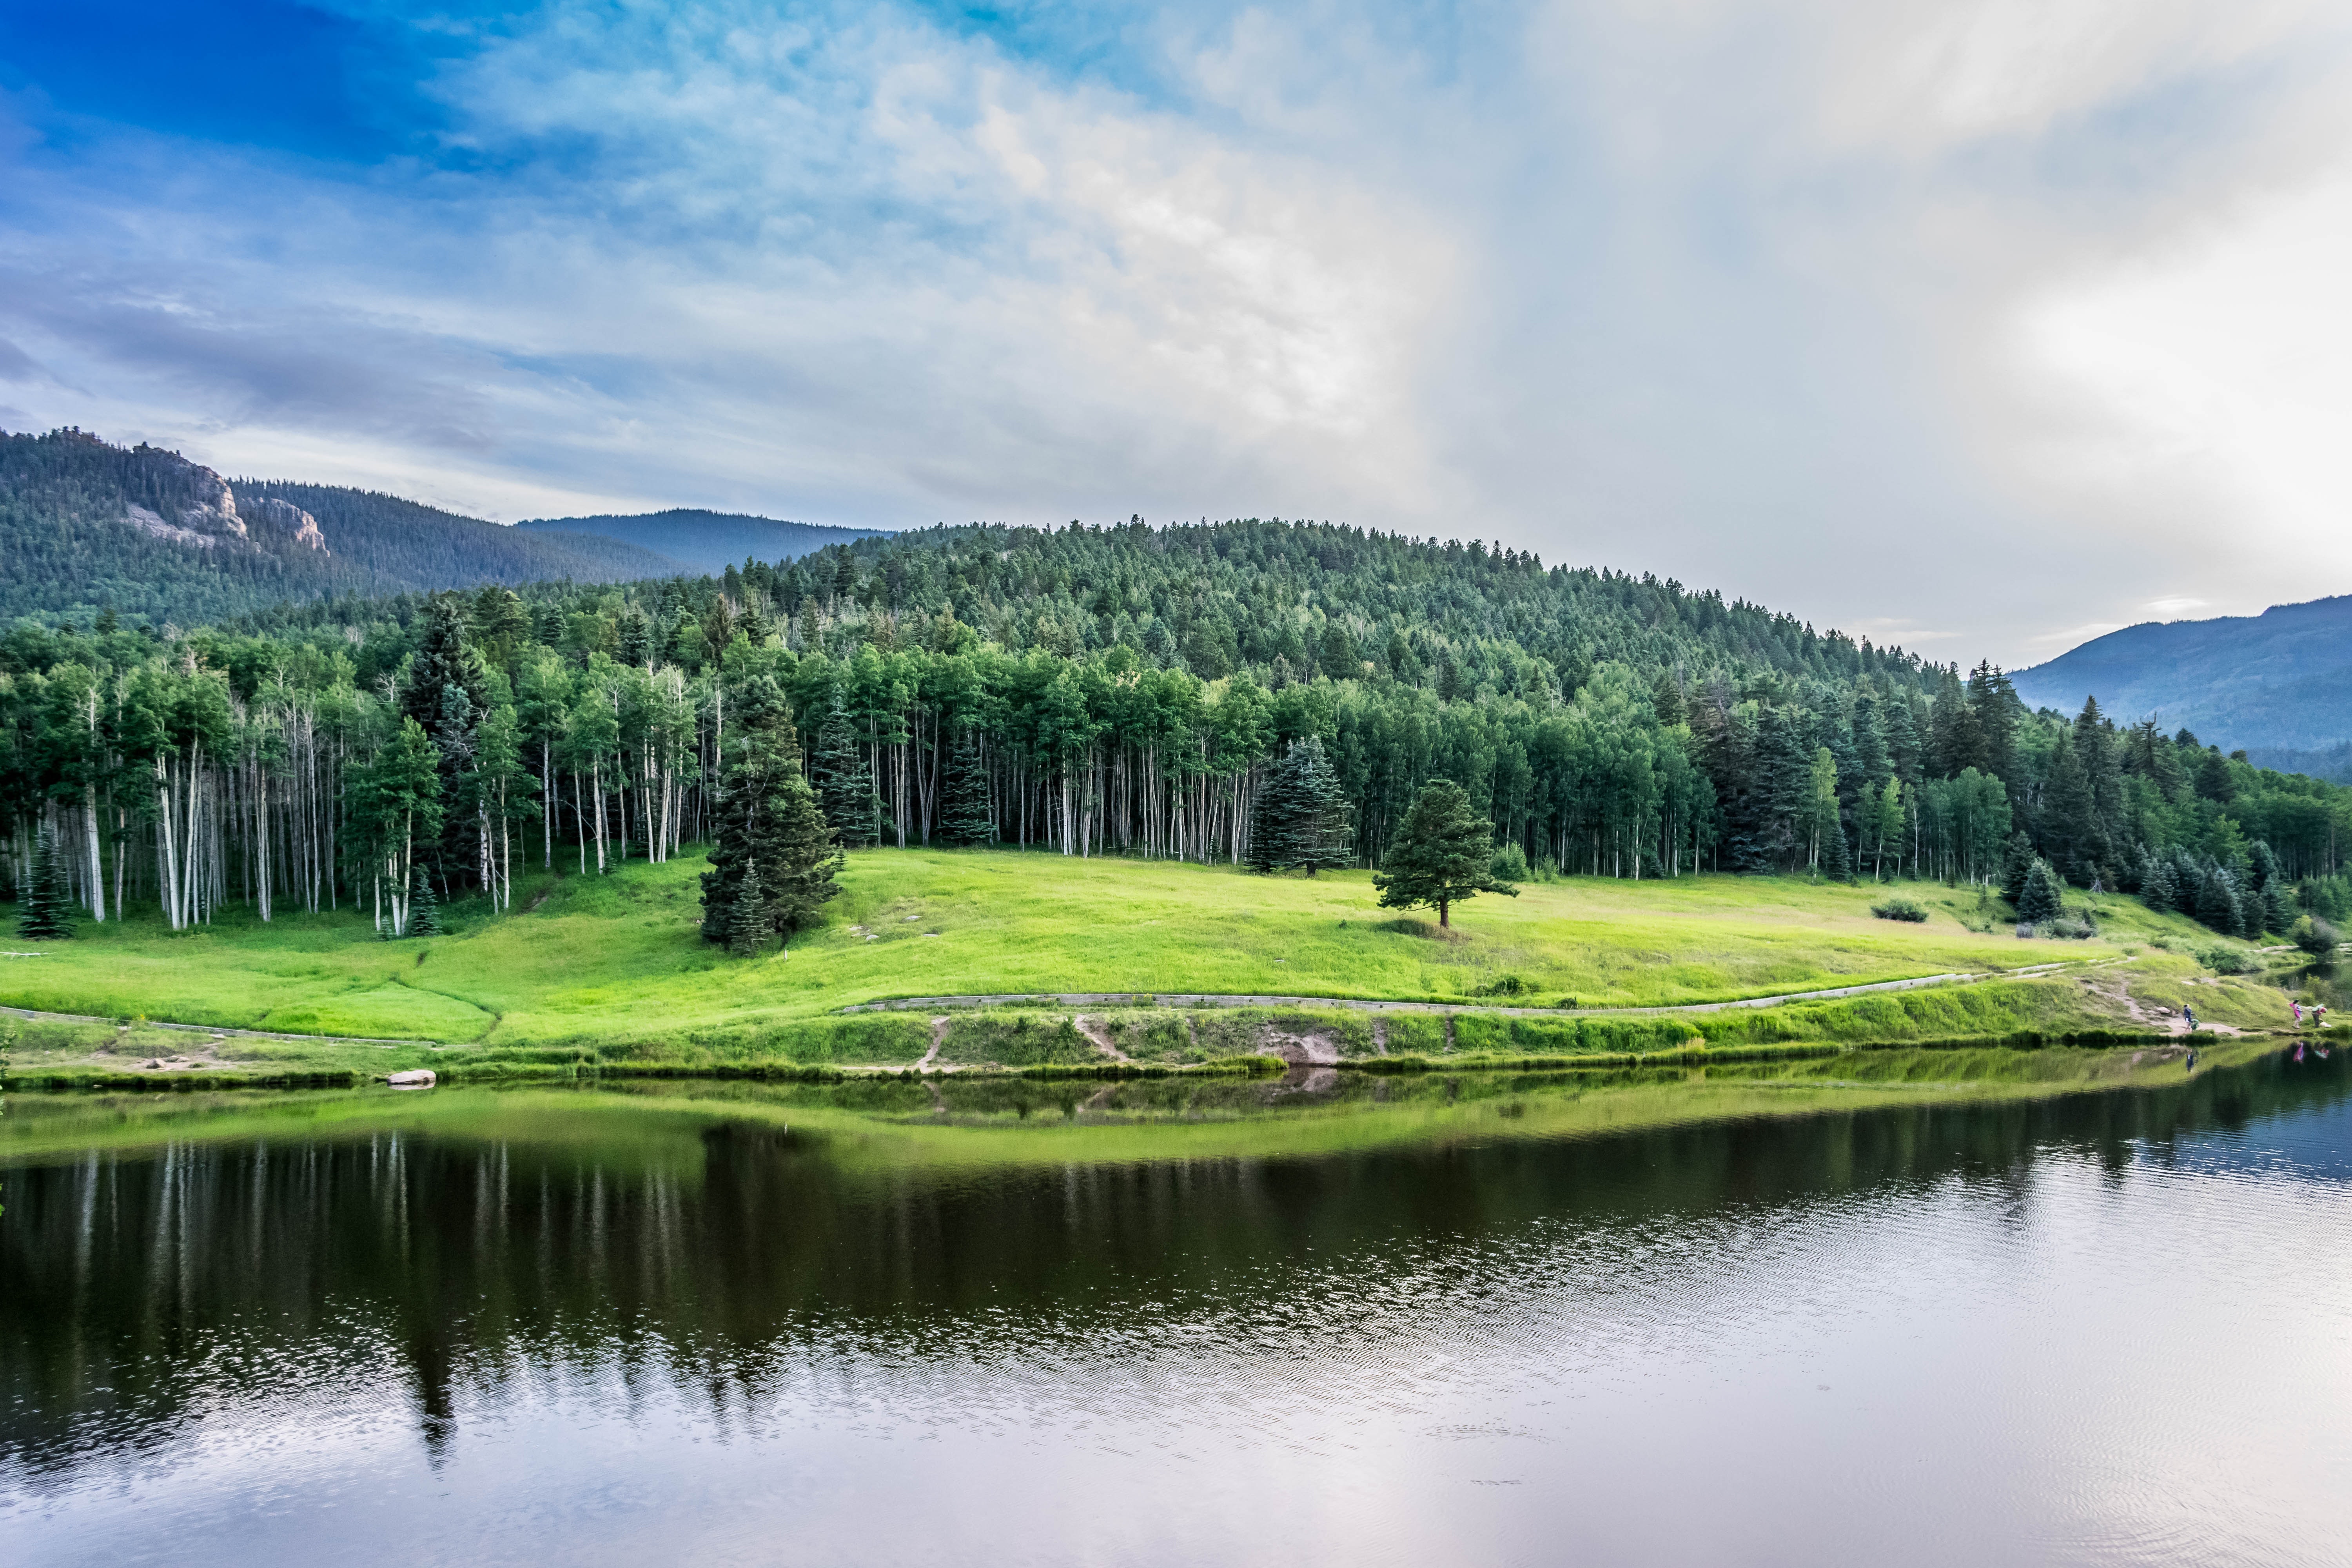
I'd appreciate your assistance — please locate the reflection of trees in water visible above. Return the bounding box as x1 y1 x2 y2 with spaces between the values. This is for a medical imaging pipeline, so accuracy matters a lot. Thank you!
2 1049 2343 1479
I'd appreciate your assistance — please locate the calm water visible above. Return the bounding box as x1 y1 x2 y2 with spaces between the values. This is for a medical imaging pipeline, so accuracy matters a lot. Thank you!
5 1051 2352 1566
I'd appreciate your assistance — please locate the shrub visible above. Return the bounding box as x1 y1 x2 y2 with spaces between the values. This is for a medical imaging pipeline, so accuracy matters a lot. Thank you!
1483 973 1531 996
2196 947 2249 975
2040 918 2097 941
1871 897 1928 923
1490 842 1530 883
2294 916 2341 958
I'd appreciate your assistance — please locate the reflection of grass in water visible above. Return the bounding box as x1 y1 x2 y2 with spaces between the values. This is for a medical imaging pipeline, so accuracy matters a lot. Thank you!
0 1038 2284 1176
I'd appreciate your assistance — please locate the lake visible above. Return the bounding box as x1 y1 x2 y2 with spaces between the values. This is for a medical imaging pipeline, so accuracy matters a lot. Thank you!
4 1047 2350 1566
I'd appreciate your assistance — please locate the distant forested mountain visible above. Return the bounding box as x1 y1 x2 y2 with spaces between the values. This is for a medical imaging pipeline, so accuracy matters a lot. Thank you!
0 428 690 624
2013 596 2352 754
515 509 886 574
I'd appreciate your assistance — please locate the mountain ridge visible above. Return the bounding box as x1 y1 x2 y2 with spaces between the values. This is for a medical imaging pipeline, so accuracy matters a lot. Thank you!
2012 594 2352 754
514 508 889 573
0 428 693 624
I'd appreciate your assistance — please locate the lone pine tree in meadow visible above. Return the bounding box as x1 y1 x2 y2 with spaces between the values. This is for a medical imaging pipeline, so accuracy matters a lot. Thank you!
1247 737 1352 875
14 829 74 940
938 728 995 846
701 675 841 951
1373 778 1516 928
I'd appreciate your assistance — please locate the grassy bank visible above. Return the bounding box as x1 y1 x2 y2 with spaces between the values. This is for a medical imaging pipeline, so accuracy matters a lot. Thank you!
0 848 2310 1083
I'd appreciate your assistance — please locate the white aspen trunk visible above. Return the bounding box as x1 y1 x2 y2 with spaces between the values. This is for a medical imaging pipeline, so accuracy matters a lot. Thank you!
592 760 608 873
255 768 272 921
158 766 181 931
183 747 205 929
84 787 106 923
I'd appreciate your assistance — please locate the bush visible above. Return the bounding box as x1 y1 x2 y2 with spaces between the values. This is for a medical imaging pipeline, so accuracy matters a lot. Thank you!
1490 842 1530 883
1871 897 1928 923
2041 918 2097 941
2196 947 2249 975
1483 973 1531 996
2294 917 2341 958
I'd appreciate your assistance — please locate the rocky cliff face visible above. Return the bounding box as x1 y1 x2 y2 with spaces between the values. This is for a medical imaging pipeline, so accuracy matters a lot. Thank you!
244 495 328 552
118 454 327 556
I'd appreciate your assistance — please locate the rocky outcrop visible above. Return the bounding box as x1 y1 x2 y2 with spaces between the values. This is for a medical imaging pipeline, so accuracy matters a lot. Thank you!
125 503 226 549
118 455 329 556
152 451 249 543
245 495 328 552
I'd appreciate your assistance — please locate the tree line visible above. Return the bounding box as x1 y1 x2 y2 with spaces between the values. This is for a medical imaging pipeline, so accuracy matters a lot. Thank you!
3 519 2348 945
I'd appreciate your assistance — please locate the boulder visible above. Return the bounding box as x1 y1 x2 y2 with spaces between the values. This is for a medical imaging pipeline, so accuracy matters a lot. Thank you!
386 1069 437 1089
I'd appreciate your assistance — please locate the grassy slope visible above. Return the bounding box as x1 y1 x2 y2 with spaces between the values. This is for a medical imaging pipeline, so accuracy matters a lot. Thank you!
0 848 2303 1074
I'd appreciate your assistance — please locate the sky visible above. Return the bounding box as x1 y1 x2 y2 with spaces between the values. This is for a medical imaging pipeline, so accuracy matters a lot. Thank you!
2 1 2348 668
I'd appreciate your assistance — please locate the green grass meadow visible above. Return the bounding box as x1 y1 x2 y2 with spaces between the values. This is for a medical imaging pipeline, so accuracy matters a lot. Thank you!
0 846 2307 1079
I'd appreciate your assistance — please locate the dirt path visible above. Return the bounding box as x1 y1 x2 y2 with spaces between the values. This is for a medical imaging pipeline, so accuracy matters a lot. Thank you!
2075 973 2245 1038
1073 1014 1131 1063
3 1004 422 1049
916 1016 951 1071
839 968 2017 1020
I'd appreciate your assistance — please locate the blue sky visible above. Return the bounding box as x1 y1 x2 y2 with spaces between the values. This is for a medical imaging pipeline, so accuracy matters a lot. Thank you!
4 0 2348 664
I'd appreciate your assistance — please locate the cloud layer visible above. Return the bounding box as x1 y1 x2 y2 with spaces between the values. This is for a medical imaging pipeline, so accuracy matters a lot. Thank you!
2 0 2347 664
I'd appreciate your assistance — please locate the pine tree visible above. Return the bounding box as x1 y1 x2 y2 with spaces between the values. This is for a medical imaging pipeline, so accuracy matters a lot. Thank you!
1246 749 1299 872
813 695 880 848
1290 737 1352 874
727 859 769 955
2017 859 2063 924
763 765 842 934
2193 869 2238 933
399 593 490 887
1247 738 1352 874
1374 779 1516 928
938 728 995 846
407 866 442 937
1651 669 1688 728
702 676 843 948
14 829 73 940
2001 831 2038 902
1820 819 1855 884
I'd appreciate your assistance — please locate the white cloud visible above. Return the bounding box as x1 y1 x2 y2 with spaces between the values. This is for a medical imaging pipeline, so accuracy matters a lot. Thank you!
2 0 2349 664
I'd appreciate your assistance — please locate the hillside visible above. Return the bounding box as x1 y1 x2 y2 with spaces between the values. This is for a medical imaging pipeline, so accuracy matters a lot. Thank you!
515 508 887 573
2013 595 2352 753
0 428 691 624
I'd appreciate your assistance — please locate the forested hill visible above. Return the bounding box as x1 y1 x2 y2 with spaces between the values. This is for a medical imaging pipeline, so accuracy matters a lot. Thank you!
10 512 2346 959
514 510 887 574
797 520 1942 701
0 428 690 624
2013 595 2352 757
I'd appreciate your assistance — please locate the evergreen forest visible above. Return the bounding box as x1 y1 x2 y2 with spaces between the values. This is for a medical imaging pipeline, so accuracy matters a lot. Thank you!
4 516 2347 948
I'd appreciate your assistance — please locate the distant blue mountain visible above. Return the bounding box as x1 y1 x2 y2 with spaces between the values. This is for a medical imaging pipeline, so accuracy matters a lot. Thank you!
2011 595 2352 754
515 509 889 574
